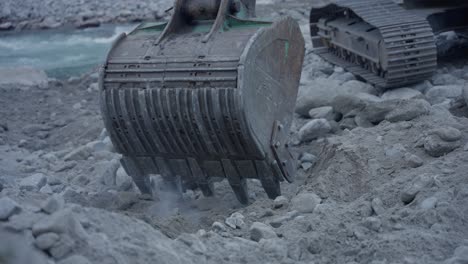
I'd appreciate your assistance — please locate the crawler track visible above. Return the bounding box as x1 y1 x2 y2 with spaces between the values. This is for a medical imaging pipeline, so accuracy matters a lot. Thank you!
310 0 437 88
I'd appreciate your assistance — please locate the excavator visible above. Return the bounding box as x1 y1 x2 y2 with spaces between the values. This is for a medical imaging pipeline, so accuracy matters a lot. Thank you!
310 0 468 89
99 0 305 204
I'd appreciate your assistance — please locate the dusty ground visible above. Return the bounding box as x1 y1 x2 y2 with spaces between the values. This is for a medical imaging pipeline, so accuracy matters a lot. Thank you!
1 1 468 264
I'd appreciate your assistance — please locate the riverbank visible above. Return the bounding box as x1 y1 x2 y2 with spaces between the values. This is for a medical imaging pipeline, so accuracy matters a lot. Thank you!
0 0 171 31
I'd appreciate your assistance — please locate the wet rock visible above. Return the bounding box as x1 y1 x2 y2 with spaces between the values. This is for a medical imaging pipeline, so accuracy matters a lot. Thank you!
382 88 423 101
291 192 321 214
41 195 65 214
308 106 336 121
34 232 60 250
0 22 13 30
298 119 332 142
225 212 245 229
385 99 431 122
371 198 385 216
273 196 288 209
425 85 463 105
250 222 277 242
420 197 438 209
19 173 47 191
63 145 92 161
404 153 424 168
0 197 21 220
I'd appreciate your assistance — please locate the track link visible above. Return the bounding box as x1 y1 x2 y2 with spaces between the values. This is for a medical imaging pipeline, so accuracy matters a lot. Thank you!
310 0 437 89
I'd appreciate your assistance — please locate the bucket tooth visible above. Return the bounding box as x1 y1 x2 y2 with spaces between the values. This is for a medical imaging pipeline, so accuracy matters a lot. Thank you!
222 159 249 205
99 0 305 204
256 160 281 200
121 157 151 194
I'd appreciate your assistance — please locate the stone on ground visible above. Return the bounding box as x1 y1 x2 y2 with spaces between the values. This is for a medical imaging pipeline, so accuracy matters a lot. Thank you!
250 222 277 242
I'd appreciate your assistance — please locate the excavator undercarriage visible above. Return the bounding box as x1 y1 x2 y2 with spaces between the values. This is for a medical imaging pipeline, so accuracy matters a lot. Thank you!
310 0 468 88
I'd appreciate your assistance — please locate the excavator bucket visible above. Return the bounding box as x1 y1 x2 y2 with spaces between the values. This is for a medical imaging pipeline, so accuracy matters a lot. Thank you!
99 0 305 204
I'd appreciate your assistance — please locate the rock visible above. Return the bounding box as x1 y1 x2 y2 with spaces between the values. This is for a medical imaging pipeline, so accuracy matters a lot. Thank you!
371 198 385 216
332 93 381 116
385 99 431 122
339 117 357 130
412 80 433 94
329 71 355 84
225 212 245 229
19 173 47 191
430 127 462 142
39 184 54 194
363 217 382 232
401 174 435 204
464 84 468 107
291 192 321 214
381 88 423 100
444 246 468 264
41 195 65 214
300 162 313 171
404 153 424 168
0 197 21 220
34 232 60 250
58 255 92 264
100 159 121 186
431 73 461 86
298 119 332 142
425 85 463 105
269 210 299 228
32 208 87 241
250 222 277 242
424 135 461 157
300 153 317 163
70 254 102 264
49 234 75 259
420 197 438 209
295 78 342 116
211 221 227 232
72 102 82 110
116 166 133 191
4 211 42 231
0 22 13 30
0 67 48 89
63 145 92 161
75 18 101 29
273 196 288 209
308 106 336 121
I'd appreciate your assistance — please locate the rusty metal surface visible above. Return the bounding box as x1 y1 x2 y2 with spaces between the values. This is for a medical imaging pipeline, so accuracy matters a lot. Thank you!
99 0 305 204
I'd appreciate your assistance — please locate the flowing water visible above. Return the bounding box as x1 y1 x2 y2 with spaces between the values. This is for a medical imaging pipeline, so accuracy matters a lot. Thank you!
0 24 137 79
